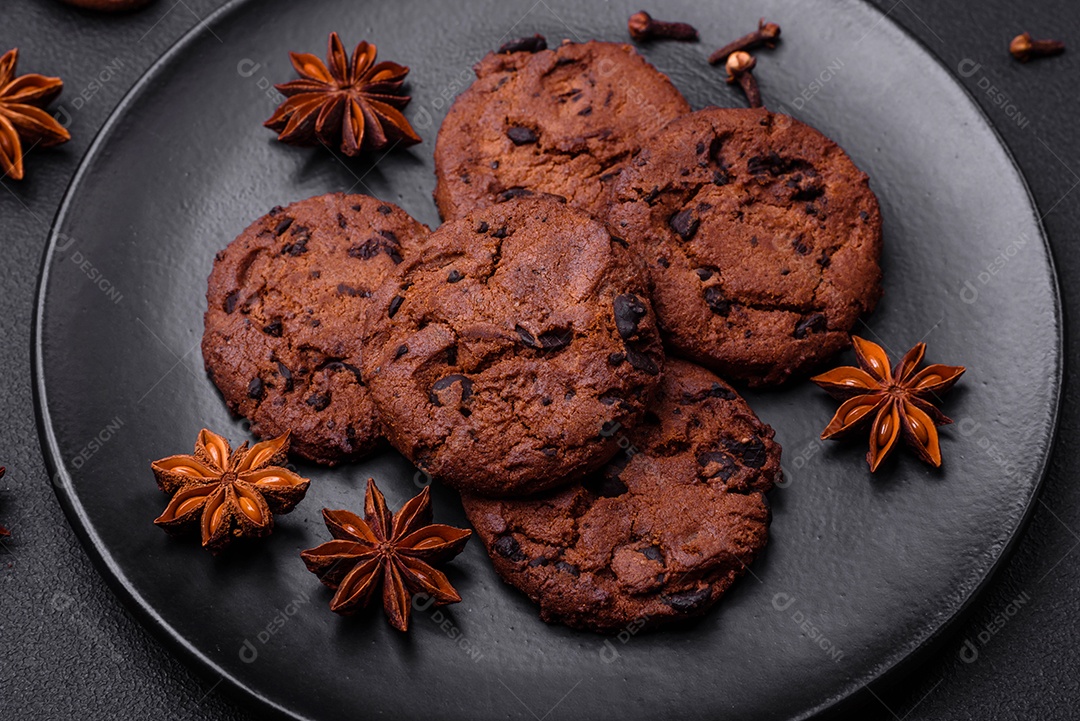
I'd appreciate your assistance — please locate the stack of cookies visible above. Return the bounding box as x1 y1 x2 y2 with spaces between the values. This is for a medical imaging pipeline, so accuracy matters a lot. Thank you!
203 38 882 632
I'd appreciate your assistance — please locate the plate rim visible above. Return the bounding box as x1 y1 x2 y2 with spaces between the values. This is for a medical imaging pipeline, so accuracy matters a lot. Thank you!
33 3 302 718
31 0 1064 719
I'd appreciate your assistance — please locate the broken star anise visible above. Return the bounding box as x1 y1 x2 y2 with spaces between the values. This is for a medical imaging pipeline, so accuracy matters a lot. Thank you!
812 337 965 472
152 429 310 553
264 32 421 157
0 48 71 181
301 479 471 631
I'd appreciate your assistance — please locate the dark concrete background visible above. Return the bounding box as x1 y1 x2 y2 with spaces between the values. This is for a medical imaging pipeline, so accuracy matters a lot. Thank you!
2 0 1077 718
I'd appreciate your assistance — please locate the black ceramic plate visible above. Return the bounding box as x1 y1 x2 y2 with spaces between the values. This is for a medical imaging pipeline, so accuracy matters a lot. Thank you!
34 0 1061 719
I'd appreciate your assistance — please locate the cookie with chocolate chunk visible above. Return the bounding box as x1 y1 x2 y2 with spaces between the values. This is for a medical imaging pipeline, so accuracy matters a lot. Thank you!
433 40 690 220
462 359 780 632
362 196 664 497
607 107 883 386
203 193 430 464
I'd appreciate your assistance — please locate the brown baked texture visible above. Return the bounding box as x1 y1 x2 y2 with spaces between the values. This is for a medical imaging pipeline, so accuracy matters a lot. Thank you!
433 40 691 221
202 193 430 465
462 359 780 632
606 107 883 386
362 196 665 497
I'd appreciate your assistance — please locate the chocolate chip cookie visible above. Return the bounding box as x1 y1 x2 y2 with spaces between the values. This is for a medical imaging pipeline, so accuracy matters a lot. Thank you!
362 196 664 497
607 107 883 386
433 40 691 221
462 359 780 632
203 193 430 465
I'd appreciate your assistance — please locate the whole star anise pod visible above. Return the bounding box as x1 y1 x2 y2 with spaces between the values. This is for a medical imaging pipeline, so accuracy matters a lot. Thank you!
301 479 471 631
152 429 310 553
0 48 71 180
264 33 421 156
812 337 965 472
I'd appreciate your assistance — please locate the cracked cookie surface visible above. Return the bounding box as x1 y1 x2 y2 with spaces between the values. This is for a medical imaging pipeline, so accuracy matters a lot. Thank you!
362 196 664 497
433 40 690 221
462 359 780 632
203 193 430 464
607 107 883 386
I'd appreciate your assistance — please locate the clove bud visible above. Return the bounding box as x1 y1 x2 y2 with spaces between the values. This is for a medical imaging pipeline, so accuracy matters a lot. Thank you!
628 11 699 43
1009 32 1065 62
709 18 781 65
726 51 762 109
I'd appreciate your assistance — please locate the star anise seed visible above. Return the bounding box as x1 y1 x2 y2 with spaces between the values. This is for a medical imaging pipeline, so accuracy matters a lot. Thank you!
301 479 471 631
264 32 421 157
0 48 71 181
812 336 965 472
152 429 310 553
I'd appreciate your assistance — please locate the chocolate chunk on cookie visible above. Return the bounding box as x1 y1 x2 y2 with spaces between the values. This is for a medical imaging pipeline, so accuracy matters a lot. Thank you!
434 40 690 221
203 193 430 464
462 359 780 632
607 107 883 386
362 196 664 496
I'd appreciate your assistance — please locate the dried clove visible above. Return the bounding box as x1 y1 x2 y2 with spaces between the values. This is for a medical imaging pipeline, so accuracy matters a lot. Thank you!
709 18 781 65
726 51 762 108
1009 32 1065 62
628 11 699 43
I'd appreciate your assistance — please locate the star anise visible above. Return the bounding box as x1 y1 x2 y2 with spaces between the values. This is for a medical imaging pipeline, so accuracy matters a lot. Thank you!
301 479 471 631
264 33 421 157
152 429 310 553
812 337 965 472
0 48 71 180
